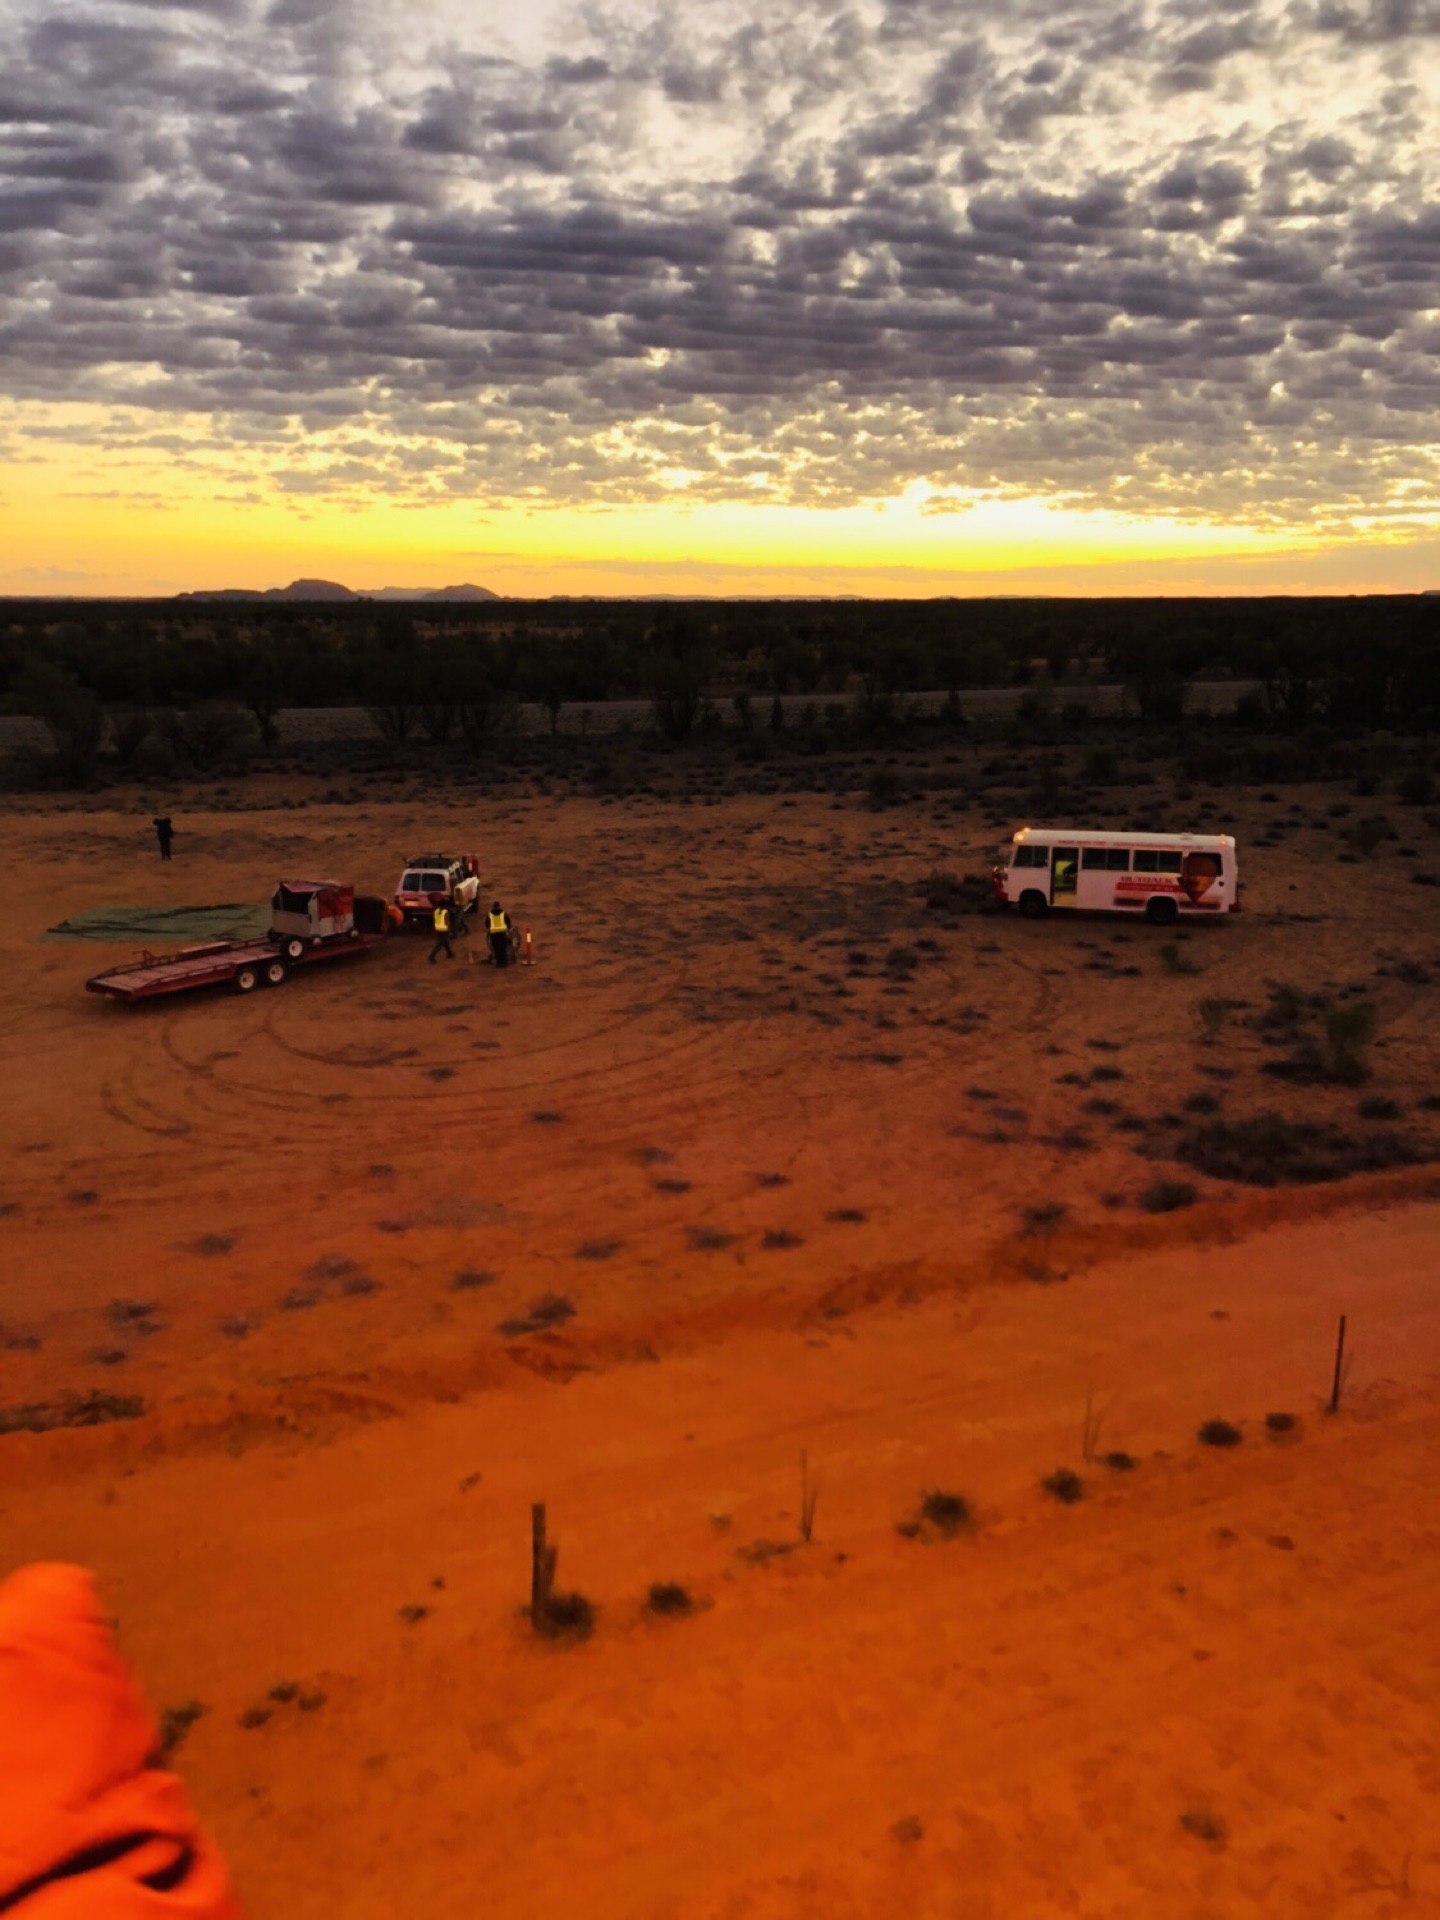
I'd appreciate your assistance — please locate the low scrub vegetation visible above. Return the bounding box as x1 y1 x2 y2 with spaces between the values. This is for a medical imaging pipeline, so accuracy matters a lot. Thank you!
1041 1468 1085 1504
1138 1178 1197 1214
899 1489 973 1541
1175 1111 1423 1186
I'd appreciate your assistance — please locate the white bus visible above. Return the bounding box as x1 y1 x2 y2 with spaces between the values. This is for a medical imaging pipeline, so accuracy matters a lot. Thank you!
993 827 1240 925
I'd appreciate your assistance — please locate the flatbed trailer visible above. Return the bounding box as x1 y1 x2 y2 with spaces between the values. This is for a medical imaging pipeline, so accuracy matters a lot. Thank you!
86 931 385 1003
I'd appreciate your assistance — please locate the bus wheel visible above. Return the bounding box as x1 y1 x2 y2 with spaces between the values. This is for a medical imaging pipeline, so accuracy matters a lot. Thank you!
1019 890 1048 919
264 959 287 987
234 965 260 994
1146 896 1179 926
281 936 306 962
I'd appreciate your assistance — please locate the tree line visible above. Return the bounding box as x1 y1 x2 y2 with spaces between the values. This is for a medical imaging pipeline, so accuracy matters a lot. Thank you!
2 595 1437 783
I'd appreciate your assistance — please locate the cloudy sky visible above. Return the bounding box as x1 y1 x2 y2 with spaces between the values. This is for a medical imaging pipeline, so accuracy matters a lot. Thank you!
1 0 1437 594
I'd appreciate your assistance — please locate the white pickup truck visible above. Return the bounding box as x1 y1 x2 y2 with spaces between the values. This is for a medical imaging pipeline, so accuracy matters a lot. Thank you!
393 853 480 926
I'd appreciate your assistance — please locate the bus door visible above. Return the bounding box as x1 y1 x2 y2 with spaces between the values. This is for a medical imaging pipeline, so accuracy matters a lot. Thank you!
1050 846 1079 906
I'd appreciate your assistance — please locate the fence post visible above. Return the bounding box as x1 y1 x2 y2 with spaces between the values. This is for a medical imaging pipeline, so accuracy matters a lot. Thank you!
1328 1314 1347 1414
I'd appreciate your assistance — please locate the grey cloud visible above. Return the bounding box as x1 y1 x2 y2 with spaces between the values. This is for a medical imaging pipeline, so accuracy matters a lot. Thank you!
0 0 1436 528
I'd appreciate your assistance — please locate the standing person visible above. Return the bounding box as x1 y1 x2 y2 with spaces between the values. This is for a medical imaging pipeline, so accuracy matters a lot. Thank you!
429 897 454 964
153 815 174 861
486 900 512 968
450 885 470 938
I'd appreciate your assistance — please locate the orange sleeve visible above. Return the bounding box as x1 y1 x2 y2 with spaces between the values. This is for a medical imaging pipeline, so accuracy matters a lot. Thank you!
0 1563 241 1917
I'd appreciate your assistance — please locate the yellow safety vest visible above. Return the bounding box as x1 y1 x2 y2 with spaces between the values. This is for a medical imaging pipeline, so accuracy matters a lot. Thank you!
488 910 507 934
433 905 450 932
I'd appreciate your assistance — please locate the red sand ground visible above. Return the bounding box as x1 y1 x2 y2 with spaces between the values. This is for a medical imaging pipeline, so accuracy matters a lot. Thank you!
2 787 1439 1915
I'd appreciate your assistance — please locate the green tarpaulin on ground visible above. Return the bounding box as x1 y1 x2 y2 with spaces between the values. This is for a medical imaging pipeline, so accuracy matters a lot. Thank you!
42 904 269 943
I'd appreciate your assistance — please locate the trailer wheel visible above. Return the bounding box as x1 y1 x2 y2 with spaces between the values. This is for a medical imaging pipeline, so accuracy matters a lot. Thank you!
281 936 306 962
1146 896 1179 926
264 959 287 987
1019 889 1049 919
234 965 260 994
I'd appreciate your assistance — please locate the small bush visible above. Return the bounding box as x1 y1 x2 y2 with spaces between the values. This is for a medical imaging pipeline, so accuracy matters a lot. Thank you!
535 1590 595 1639
498 1293 576 1336
918 1489 972 1537
156 1699 207 1762
1266 981 1308 1026
1139 1179 1197 1214
1198 1419 1242 1447
687 1225 737 1252
1021 1201 1068 1235
1196 996 1242 1046
1041 1468 1084 1504
1396 767 1435 806
1356 1095 1399 1120
1102 1450 1137 1471
1180 1808 1228 1846
1264 1411 1299 1434
1159 942 1200 977
646 1582 693 1616
1324 1002 1376 1084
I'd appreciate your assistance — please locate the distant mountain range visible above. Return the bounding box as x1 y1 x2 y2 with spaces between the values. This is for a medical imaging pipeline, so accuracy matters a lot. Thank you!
175 579 499 602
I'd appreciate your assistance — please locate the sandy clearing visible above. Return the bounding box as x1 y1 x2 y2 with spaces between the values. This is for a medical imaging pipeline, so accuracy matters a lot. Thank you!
2 779 1440 1915
3 1206 1439 1917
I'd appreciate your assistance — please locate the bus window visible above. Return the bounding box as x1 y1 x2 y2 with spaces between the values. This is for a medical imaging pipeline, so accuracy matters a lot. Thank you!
1133 849 1182 874
1082 847 1129 870
1012 845 1049 868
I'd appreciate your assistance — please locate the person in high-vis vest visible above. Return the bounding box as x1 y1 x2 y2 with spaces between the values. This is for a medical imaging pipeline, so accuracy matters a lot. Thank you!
0 1561 240 1917
486 901 512 969
429 898 454 964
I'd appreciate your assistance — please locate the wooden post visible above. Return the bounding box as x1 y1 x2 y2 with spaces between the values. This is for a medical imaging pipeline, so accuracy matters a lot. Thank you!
1328 1314 1347 1414
531 1502 557 1628
799 1449 818 1543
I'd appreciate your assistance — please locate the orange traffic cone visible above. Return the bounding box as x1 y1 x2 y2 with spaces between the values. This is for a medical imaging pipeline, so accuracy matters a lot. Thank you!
522 925 535 966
